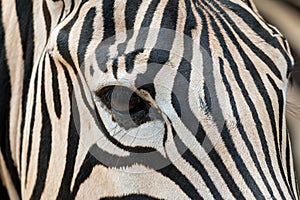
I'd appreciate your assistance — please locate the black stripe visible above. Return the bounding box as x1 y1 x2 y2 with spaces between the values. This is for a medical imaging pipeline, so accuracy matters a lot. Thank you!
172 56 212 148
170 51 250 199
192 0 225 137
103 0 115 41
132 0 178 90
160 0 178 30
205 1 293 197
158 164 203 200
171 92 181 117
125 0 143 31
133 0 179 75
100 194 161 200
58 0 75 23
178 0 223 154
49 56 62 118
286 122 296 198
70 0 75 13
152 0 178 53
95 41 109 73
94 0 116 73
201 1 288 197
112 58 118 79
267 75 284 155
190 123 248 199
134 0 160 50
71 146 169 196
57 0 89 70
56 64 80 199
15 0 34 64
172 127 223 199
114 0 143 55
30 63 52 200
141 0 160 28
71 153 97 197
242 0 253 8
57 0 66 23
217 58 258 199
0 176 9 200
258 18 291 73
205 3 277 194
217 0 292 79
17 0 35 178
77 7 96 66
0 0 21 196
73 62 103 129
42 0 51 39
135 49 170 99
56 0 76 23
72 144 202 200
183 0 197 36
125 49 144 73
267 74 296 199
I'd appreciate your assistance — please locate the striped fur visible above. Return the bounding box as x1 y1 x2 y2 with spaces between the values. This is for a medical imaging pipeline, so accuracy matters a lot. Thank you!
0 0 298 199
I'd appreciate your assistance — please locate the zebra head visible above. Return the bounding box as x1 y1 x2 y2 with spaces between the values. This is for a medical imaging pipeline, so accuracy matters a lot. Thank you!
1 0 298 199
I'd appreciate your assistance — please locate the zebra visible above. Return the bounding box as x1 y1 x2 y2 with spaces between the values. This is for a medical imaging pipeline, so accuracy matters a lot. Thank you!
0 0 299 199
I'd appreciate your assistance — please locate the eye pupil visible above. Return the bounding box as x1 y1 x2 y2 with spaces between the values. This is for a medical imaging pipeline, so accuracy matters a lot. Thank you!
96 86 157 129
129 94 140 108
96 86 163 129
129 94 146 112
107 87 146 115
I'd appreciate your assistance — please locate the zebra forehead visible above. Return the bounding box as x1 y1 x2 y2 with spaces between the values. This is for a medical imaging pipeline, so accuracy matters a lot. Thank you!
52 0 291 72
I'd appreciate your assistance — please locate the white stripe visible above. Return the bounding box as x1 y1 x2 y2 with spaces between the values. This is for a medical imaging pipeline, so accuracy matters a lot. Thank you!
0 152 19 200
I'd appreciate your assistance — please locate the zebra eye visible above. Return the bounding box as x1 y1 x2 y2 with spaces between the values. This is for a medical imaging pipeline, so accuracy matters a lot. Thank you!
96 86 157 129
